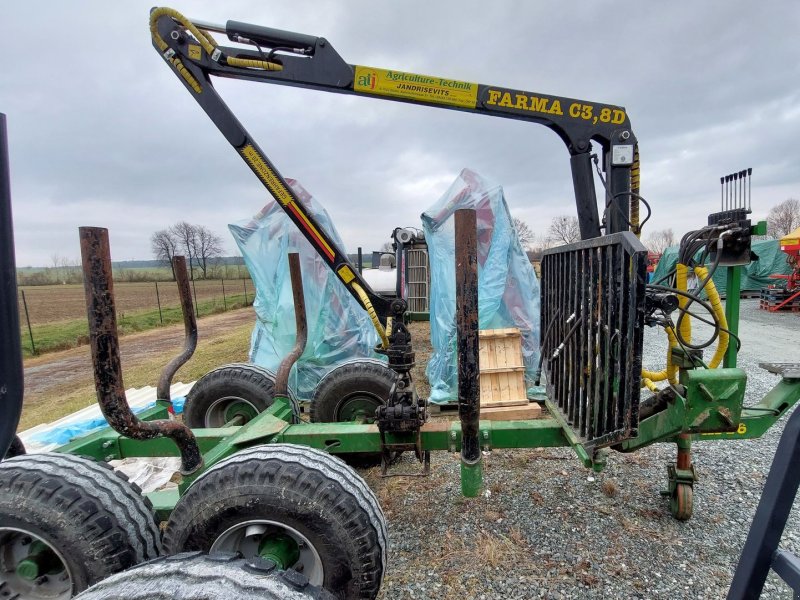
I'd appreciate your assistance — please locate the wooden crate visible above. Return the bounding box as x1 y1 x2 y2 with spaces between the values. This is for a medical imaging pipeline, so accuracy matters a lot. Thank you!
479 328 528 408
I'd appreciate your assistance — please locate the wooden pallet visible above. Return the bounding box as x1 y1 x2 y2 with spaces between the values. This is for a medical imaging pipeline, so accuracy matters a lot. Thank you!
427 402 543 419
478 328 528 408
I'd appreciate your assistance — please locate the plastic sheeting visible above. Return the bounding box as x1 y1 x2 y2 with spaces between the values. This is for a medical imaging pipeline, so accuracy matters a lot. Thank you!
30 397 186 446
651 239 793 296
229 179 384 401
422 169 541 404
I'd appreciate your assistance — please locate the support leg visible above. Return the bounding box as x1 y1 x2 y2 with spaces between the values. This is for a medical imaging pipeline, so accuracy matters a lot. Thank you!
663 433 697 520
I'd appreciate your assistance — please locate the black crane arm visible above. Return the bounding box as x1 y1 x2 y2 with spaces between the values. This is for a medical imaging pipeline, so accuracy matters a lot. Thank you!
150 7 638 329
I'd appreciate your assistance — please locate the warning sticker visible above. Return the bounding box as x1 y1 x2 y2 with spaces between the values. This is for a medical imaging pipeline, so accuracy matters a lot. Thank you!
354 66 477 109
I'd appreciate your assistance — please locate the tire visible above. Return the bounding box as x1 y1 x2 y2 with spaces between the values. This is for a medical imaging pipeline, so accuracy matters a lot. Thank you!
311 360 394 467
163 444 387 599
3 435 25 459
183 363 298 428
74 552 335 600
670 482 694 521
0 453 161 598
310 360 393 424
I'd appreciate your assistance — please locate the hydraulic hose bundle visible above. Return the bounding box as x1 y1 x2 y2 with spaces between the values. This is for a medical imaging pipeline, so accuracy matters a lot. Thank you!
641 222 739 390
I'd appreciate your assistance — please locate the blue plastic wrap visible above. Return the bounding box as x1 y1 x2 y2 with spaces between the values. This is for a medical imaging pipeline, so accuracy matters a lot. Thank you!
229 179 384 400
30 398 185 446
422 169 541 404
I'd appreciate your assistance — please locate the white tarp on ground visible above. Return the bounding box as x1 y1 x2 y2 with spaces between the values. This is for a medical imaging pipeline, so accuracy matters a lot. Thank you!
18 382 194 493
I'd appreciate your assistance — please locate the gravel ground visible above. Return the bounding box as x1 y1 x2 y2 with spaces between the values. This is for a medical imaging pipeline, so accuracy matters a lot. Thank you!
365 299 800 599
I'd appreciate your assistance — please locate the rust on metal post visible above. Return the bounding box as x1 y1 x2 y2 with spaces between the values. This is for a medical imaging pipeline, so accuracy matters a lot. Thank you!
455 209 481 465
157 256 198 402
677 433 692 470
275 253 307 397
79 227 202 474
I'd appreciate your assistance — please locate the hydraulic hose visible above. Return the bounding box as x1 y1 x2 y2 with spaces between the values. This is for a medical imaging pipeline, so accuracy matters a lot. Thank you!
351 282 389 348
630 145 641 238
694 265 728 368
150 6 282 95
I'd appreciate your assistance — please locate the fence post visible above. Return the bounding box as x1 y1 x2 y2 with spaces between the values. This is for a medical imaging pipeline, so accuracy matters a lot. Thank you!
358 247 363 274
155 281 163 325
221 278 227 311
20 289 36 355
192 279 199 318
242 277 248 306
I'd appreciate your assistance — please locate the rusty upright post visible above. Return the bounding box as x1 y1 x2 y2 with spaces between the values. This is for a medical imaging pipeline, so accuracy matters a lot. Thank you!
157 255 197 403
275 253 307 399
455 208 482 497
79 227 202 474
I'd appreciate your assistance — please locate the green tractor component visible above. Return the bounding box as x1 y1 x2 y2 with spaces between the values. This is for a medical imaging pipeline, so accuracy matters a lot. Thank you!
2 8 800 599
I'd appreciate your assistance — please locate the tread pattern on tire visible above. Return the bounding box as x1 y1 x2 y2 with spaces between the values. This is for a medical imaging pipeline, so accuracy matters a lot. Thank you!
0 453 161 590
163 444 387 599
184 363 298 427
74 551 335 600
310 360 394 423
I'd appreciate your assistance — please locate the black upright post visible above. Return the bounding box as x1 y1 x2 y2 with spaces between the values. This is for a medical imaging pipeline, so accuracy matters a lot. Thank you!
569 152 601 240
454 208 482 496
728 402 800 599
0 113 24 458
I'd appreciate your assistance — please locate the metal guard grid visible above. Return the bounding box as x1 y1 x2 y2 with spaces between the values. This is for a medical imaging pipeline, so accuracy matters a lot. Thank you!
540 232 648 450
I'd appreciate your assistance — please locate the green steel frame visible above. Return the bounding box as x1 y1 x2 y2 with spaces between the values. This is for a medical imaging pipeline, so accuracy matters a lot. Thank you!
55 369 800 520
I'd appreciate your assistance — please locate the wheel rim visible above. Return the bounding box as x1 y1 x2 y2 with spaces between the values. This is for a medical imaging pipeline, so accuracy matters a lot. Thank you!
0 528 73 600
671 484 693 520
210 520 324 586
204 396 260 428
335 394 383 423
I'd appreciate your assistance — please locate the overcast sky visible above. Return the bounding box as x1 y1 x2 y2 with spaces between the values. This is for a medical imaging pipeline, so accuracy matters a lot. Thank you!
1 1 798 267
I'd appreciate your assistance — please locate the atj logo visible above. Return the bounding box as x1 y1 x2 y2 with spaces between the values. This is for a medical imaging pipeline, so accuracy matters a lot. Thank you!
357 71 377 90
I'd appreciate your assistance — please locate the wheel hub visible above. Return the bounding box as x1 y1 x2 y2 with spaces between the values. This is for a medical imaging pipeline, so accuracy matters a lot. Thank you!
210 519 323 586
0 528 72 600
205 396 260 428
336 395 382 423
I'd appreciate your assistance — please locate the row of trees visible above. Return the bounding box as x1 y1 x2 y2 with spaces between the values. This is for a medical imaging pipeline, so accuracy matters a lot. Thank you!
151 222 225 280
513 198 800 257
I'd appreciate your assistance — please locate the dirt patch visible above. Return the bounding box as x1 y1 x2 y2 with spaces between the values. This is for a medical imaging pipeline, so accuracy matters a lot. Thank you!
23 308 256 399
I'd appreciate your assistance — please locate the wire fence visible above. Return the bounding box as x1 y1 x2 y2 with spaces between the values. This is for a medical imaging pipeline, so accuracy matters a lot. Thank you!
17 278 254 356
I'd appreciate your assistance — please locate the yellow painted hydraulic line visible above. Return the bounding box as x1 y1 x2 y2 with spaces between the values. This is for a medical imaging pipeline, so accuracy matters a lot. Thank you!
694 266 729 368
630 145 640 238
351 282 389 348
150 7 282 95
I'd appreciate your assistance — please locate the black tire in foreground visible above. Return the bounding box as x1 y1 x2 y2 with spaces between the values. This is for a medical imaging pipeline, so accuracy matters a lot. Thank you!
163 444 388 600
183 363 298 428
3 435 25 459
74 552 335 600
0 453 161 598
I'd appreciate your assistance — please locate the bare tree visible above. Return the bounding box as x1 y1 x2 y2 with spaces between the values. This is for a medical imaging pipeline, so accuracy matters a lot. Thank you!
194 225 224 278
151 229 178 280
512 217 535 250
646 228 675 255
767 198 800 238
169 221 198 279
547 215 580 245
